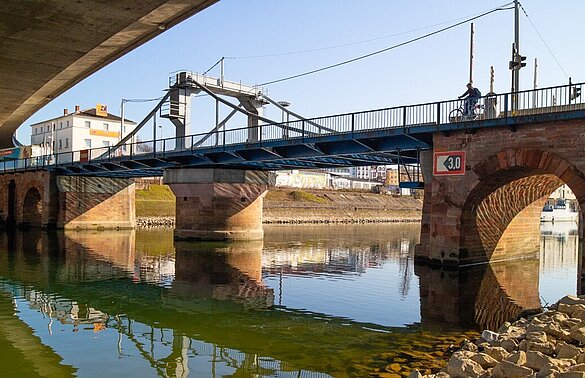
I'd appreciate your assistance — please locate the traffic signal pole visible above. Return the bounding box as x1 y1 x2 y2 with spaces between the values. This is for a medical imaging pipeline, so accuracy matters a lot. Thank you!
513 0 520 95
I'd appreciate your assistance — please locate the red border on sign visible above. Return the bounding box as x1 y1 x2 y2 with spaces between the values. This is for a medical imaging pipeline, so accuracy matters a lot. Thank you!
433 151 466 175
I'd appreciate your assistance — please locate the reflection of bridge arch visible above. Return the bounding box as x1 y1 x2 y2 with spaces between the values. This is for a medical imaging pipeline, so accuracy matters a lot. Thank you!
22 187 43 227
417 259 541 330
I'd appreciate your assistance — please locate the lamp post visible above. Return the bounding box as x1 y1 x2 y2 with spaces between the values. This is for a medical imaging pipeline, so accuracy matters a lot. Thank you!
277 101 290 138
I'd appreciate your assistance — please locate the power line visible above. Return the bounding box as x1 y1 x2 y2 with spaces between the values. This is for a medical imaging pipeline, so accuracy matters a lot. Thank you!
122 96 164 103
258 2 514 87
518 1 569 79
225 5 513 60
203 57 224 75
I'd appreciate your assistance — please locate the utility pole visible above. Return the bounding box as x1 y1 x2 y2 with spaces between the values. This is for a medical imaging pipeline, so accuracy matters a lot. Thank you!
509 0 525 111
469 23 474 84
533 58 538 105
514 0 520 93
489 66 495 93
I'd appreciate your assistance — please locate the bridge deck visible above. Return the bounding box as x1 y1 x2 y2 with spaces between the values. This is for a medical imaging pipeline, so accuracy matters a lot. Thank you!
3 82 585 177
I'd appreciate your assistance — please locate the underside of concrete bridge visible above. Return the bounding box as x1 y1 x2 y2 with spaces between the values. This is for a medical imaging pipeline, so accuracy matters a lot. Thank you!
0 0 219 148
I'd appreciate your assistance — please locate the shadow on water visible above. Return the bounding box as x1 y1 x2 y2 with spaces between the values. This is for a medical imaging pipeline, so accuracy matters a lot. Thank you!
0 223 571 376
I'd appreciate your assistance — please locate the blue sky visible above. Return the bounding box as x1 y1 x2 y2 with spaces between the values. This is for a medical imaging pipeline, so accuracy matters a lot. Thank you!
17 0 585 143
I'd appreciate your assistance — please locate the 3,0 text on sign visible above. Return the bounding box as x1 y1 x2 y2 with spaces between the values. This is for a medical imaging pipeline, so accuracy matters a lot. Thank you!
433 151 466 175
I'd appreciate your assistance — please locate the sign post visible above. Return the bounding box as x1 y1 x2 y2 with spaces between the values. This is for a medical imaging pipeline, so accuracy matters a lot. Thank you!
433 151 466 176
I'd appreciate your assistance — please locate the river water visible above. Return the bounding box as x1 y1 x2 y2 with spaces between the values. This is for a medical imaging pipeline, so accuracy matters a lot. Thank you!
0 222 579 377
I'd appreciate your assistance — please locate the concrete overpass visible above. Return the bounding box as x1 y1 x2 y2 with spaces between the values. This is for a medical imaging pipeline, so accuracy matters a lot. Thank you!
0 0 219 148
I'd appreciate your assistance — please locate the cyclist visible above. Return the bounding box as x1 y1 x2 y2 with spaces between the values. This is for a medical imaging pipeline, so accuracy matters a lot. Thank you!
458 83 481 116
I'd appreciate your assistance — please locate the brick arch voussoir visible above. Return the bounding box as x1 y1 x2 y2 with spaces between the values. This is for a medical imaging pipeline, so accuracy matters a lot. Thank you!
17 179 45 222
460 148 585 263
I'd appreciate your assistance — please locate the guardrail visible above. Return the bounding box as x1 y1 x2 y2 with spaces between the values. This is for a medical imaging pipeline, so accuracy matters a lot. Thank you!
2 81 584 174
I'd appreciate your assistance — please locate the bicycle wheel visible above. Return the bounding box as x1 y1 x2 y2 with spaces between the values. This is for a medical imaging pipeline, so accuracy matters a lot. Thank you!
449 108 464 122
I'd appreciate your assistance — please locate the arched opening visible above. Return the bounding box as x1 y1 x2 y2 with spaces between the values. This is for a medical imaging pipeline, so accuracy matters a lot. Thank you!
22 187 43 228
459 149 585 264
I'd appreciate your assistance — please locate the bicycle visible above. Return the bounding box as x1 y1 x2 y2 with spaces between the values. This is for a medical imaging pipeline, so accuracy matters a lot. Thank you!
449 101 484 122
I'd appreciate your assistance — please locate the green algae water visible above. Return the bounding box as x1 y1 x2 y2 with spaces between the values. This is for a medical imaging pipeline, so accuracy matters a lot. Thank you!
0 222 578 377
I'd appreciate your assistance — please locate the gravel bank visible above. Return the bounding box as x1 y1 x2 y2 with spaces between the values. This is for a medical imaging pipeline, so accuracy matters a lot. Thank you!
264 189 422 224
136 217 175 228
413 295 585 378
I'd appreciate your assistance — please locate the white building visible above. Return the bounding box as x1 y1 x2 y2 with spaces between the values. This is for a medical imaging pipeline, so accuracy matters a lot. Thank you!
30 104 137 163
326 166 388 181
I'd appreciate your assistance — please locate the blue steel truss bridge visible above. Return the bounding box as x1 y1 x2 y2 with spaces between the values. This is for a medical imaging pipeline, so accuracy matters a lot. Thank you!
3 77 584 181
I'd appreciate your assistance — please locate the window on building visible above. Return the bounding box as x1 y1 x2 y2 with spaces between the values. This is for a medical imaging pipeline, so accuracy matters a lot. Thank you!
103 141 110 147
59 122 62 129
65 138 69 148
59 139 62 150
103 123 109 131
46 125 50 132
84 139 91 148
66 120 69 128
85 121 91 128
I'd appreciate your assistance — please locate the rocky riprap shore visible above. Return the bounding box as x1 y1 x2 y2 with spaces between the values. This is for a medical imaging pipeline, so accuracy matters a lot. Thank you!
136 217 175 228
413 295 585 378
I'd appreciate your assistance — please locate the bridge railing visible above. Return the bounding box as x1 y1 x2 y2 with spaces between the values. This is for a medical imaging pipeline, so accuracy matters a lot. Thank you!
2 81 584 173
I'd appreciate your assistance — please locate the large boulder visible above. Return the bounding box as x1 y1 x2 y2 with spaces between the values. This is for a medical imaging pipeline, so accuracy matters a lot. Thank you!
505 350 527 366
483 346 510 361
447 355 485 378
492 360 533 377
558 343 583 359
470 353 498 369
525 350 553 371
570 327 585 344
482 330 500 345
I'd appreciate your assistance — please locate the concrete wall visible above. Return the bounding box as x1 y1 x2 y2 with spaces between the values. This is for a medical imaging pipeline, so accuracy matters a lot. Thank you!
417 119 585 266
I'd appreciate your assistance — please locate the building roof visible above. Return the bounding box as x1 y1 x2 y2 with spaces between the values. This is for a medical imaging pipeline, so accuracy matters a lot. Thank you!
30 109 136 127
78 108 137 124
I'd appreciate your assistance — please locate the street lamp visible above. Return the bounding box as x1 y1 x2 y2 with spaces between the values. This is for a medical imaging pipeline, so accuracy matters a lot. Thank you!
277 101 290 138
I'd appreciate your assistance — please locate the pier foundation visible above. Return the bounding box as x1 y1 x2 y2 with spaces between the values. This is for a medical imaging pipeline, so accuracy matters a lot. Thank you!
164 168 272 241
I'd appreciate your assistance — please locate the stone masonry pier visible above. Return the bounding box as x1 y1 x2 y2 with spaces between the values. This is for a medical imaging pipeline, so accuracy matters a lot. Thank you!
164 168 273 241
417 118 585 267
0 171 135 229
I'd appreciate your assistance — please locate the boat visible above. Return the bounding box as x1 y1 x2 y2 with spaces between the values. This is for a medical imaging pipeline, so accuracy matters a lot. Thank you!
540 199 578 223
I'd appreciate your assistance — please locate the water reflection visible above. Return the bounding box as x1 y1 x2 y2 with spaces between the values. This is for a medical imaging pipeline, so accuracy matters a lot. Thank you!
539 221 579 303
0 222 580 376
416 260 540 331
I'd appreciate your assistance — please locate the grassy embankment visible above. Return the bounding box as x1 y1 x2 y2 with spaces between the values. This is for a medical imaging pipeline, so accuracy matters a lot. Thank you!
136 185 423 224
135 184 175 218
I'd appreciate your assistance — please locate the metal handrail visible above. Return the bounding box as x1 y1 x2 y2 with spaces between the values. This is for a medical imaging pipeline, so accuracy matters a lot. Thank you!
3 81 584 174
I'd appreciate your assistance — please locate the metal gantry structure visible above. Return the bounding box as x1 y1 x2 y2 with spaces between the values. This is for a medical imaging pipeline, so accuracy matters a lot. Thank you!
1 76 584 180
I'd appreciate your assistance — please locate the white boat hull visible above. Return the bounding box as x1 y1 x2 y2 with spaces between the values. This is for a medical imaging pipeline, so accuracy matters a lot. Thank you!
540 209 578 222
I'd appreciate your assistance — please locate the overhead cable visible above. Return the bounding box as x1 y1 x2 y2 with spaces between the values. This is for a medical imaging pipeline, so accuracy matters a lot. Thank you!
122 96 164 103
226 4 513 60
518 1 569 79
258 2 514 87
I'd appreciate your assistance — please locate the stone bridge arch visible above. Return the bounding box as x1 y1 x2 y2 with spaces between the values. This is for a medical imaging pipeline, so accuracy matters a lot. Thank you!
17 176 49 228
417 146 585 266
22 187 43 227
459 148 585 263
